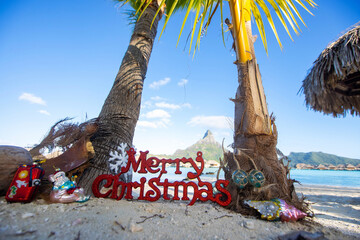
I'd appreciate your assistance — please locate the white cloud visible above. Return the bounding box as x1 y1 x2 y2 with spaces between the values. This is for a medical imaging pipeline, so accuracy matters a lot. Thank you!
178 79 188 86
182 103 192 109
138 121 158 128
138 118 170 129
38 110 50 116
139 109 172 129
151 96 165 101
155 102 181 110
187 115 233 129
19 93 46 105
141 100 153 110
155 102 192 110
145 109 171 119
149 77 170 89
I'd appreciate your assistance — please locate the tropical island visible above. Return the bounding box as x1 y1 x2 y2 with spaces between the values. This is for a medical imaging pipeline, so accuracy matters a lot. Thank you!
1 0 360 239
150 130 360 170
294 163 360 170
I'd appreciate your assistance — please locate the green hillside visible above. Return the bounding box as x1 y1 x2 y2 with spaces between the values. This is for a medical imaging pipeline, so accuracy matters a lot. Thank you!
287 152 360 167
172 130 222 161
149 130 223 161
149 132 360 167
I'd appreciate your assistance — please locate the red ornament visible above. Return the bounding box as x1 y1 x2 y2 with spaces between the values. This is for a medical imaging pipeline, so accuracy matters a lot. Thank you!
6 164 45 203
92 149 231 206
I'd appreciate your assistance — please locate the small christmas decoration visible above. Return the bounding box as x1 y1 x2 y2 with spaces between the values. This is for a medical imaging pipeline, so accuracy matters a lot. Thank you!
5 163 44 203
244 199 307 222
49 169 90 203
92 147 232 206
232 169 248 189
108 142 133 182
231 152 266 189
247 169 265 188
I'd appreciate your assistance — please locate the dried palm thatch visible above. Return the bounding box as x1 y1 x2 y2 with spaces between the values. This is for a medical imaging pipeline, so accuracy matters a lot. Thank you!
300 23 360 117
29 117 98 158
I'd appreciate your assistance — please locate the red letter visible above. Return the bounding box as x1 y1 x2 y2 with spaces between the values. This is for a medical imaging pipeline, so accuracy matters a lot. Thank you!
145 178 161 202
92 174 114 198
214 180 232 206
189 182 199 205
146 157 160 174
122 148 149 174
187 152 204 179
198 181 213 202
134 177 146 200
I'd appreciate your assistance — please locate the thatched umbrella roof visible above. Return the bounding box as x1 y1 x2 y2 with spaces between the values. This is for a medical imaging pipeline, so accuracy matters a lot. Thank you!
301 23 360 117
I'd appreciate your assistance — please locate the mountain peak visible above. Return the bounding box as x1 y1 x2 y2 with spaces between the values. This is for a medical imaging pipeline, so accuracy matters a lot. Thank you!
203 130 213 139
172 129 222 161
200 130 216 144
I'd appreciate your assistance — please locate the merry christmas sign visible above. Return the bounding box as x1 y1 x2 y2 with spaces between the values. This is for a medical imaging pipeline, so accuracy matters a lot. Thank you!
92 146 231 206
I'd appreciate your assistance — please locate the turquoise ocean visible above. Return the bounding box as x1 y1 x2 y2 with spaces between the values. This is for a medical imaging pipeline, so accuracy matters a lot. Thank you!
290 169 360 187
134 167 360 188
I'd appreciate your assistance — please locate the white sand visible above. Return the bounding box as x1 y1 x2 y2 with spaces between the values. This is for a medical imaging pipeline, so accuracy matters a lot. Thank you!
295 184 360 237
0 184 359 240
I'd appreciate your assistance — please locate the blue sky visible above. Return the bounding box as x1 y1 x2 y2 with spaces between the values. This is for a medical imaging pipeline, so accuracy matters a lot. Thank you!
1 0 359 159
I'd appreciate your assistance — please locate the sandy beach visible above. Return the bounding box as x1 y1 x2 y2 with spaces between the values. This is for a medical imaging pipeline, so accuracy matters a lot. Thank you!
0 184 359 240
295 184 360 238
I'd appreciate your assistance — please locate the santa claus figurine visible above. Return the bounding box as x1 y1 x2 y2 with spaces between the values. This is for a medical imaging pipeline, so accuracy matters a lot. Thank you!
48 169 90 203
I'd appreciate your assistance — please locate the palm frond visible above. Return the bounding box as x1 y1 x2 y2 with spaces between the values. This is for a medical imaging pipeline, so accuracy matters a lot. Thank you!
252 0 316 53
194 1 211 53
220 0 226 46
189 5 202 53
150 0 166 29
159 0 180 39
137 0 153 20
266 0 294 41
177 0 195 47
124 0 315 56
251 1 269 52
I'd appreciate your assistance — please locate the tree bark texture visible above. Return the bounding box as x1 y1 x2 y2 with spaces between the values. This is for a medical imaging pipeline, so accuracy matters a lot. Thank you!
78 3 162 194
225 23 306 214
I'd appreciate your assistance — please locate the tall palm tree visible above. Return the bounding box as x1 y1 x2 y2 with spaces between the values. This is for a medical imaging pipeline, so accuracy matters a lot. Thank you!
225 0 316 213
78 0 219 194
134 0 316 213
78 0 166 193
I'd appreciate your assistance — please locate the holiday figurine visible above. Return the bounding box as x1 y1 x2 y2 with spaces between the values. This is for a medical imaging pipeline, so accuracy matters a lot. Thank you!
244 198 307 222
48 169 90 203
5 161 45 203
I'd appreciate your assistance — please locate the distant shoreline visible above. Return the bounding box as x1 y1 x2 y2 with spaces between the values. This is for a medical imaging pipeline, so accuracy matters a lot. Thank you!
292 168 360 171
294 182 360 190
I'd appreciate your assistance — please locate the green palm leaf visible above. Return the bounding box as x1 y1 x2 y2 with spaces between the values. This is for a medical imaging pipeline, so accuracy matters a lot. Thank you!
177 0 195 46
121 0 316 55
189 5 202 53
252 0 316 53
266 0 294 41
159 0 180 39
150 0 166 29
251 1 269 51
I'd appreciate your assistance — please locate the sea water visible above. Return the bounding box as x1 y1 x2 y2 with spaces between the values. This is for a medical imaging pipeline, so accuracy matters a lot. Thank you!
290 169 360 187
133 167 360 188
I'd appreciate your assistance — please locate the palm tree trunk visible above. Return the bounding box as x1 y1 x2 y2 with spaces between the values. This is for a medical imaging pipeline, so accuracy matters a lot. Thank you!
78 2 163 194
225 20 305 214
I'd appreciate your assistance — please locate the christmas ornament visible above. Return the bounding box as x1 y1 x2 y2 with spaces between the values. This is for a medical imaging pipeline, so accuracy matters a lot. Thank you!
49 169 90 203
5 163 44 203
232 169 248 189
248 169 265 188
275 198 308 222
244 198 307 222
244 199 281 220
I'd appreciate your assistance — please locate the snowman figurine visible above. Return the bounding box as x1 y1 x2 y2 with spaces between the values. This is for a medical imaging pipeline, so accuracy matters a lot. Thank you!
48 169 90 203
